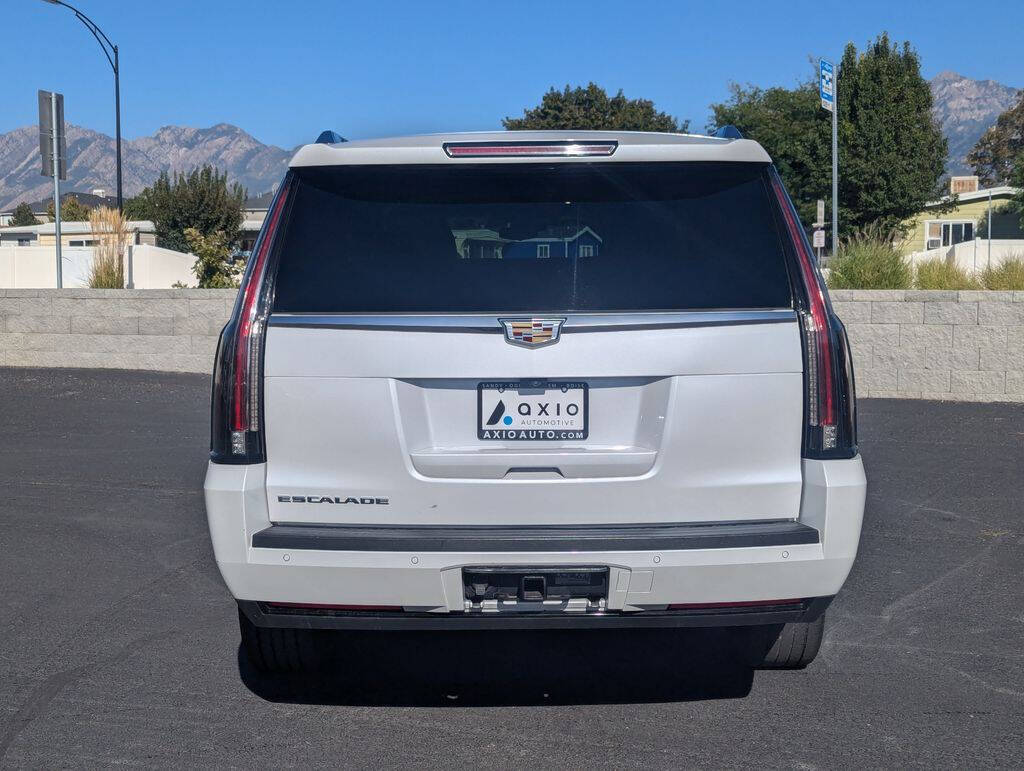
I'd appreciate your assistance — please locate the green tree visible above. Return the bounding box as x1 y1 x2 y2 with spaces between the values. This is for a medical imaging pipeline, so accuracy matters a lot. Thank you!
711 34 948 235
1008 153 1024 228
710 81 831 227
968 94 1024 187
184 227 245 288
129 166 245 253
837 35 948 232
9 202 38 226
47 194 91 222
504 83 688 132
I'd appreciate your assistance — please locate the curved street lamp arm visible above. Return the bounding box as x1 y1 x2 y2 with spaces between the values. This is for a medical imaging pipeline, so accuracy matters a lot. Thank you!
74 10 116 71
47 0 117 70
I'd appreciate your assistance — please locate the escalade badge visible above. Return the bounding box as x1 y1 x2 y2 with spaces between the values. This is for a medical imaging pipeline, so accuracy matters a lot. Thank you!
499 318 565 347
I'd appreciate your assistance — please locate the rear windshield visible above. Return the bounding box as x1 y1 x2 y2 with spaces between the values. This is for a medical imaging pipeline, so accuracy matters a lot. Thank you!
272 162 792 313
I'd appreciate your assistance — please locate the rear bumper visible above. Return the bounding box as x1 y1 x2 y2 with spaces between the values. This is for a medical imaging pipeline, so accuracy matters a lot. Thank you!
205 456 865 627
250 519 820 552
239 596 833 630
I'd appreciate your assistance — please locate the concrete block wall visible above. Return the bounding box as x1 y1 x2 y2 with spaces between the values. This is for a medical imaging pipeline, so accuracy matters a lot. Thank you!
1 289 1022 402
0 289 235 372
830 290 1024 401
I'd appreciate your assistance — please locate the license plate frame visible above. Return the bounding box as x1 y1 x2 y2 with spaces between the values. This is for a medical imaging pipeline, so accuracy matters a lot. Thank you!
477 380 589 441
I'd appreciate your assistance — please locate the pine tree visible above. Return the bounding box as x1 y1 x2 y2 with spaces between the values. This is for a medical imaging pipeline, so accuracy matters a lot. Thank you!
711 34 948 234
837 34 948 232
128 166 245 253
9 202 38 226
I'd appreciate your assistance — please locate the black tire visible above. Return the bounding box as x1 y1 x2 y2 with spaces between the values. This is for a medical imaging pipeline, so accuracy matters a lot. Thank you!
238 608 322 672
746 613 825 669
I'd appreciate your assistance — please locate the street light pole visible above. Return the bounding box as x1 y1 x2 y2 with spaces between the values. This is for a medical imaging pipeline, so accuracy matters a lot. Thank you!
40 0 122 211
114 44 121 212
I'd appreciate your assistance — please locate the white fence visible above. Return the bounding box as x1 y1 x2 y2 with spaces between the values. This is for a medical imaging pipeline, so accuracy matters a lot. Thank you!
128 245 196 288
906 239 1024 274
0 244 196 289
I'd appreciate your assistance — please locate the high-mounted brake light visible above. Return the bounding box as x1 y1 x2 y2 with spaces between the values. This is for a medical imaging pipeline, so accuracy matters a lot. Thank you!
443 140 617 158
768 170 852 455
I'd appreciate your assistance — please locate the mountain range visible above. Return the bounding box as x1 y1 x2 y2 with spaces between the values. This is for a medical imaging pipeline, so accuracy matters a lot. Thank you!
1 71 1020 210
0 123 293 210
929 71 1020 176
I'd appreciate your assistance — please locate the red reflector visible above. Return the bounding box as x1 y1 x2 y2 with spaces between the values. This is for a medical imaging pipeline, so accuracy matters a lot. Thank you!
667 599 804 610
266 602 402 611
443 141 617 158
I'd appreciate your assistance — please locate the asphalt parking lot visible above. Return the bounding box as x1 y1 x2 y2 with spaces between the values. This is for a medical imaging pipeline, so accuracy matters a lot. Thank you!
0 367 1022 768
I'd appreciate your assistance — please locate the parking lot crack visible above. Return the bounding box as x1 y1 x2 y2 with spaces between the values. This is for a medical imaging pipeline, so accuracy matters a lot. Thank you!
0 632 165 762
881 547 992 620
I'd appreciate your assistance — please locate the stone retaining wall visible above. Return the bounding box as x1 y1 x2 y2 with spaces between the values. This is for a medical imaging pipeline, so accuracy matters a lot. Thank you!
2 288 1022 401
831 290 1024 401
0 289 235 373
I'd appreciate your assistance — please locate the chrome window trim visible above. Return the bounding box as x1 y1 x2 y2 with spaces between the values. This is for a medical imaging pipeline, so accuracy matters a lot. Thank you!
267 309 796 333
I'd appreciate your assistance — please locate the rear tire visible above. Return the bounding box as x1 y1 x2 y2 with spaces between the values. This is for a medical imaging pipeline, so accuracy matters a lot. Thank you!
746 613 825 669
238 608 322 672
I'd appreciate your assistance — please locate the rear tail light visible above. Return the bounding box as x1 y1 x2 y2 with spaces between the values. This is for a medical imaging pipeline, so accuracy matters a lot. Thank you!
210 176 292 463
443 140 617 158
769 169 856 459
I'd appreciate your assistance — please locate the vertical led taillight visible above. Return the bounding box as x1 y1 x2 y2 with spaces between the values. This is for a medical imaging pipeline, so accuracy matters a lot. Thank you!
210 177 291 464
769 169 856 458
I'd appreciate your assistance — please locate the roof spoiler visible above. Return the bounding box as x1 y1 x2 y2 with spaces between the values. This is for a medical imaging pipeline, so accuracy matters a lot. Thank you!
315 130 347 144
713 125 743 139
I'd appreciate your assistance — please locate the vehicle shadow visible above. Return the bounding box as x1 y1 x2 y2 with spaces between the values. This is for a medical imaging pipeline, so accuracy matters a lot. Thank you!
238 627 755 706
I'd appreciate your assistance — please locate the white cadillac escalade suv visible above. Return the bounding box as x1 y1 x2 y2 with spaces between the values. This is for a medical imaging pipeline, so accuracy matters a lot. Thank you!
204 130 866 672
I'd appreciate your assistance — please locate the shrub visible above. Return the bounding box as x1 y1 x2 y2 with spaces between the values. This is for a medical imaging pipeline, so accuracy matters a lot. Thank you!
87 207 128 288
914 257 980 290
979 256 1024 290
826 228 912 289
184 227 244 288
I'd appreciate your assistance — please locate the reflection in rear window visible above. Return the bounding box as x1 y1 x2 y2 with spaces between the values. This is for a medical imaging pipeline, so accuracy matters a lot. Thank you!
272 162 793 313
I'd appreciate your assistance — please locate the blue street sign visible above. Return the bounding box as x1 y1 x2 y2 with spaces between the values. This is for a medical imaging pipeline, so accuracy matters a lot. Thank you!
820 59 835 112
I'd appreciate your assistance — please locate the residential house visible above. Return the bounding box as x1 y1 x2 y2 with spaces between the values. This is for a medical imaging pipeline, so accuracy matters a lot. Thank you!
451 226 603 260
0 220 157 248
237 191 274 256
503 227 603 260
453 228 510 259
901 176 1022 255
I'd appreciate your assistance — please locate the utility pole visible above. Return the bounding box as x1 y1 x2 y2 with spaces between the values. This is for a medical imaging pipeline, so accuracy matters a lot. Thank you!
40 0 122 210
39 89 66 287
51 91 62 287
987 188 993 269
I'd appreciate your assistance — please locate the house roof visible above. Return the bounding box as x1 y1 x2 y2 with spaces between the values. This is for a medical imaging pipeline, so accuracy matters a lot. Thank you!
925 185 1019 208
521 226 604 243
451 228 506 241
244 191 274 211
16 191 119 213
23 220 155 235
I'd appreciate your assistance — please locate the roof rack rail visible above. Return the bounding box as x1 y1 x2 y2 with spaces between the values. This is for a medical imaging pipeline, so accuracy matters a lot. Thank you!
315 130 347 144
713 125 743 139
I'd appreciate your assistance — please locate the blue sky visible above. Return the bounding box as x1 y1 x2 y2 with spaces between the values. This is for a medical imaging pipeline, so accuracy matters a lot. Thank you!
3 0 1023 149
